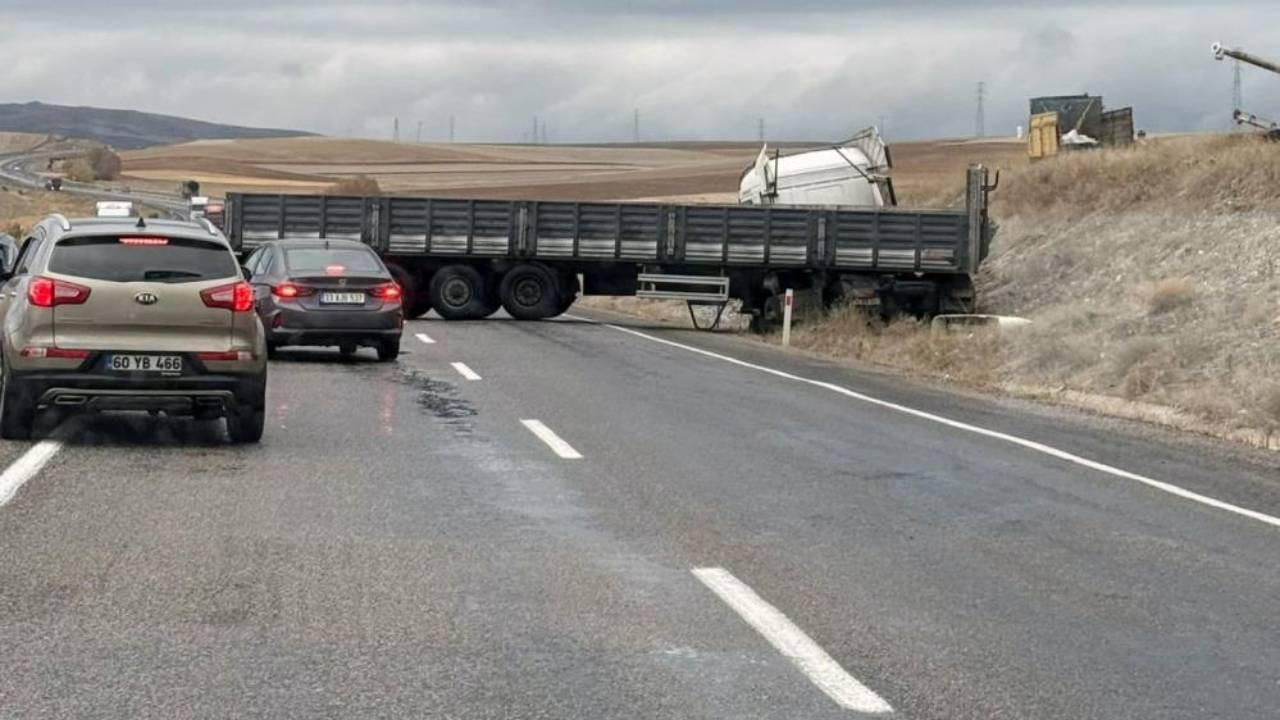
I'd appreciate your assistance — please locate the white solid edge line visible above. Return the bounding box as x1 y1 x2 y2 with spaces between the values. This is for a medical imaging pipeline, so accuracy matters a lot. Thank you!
692 567 893 714
563 315 1280 531
0 422 76 507
415 332 435 345
451 362 481 381
520 419 583 459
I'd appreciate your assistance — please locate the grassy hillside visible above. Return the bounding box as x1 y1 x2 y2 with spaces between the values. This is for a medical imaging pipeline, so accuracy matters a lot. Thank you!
0 102 314 150
784 135 1280 449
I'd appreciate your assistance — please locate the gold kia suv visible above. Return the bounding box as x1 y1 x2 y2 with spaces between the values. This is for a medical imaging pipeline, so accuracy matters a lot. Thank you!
0 214 267 442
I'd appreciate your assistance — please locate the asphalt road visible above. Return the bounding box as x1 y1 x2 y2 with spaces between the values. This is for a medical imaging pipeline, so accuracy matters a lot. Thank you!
1 310 1278 719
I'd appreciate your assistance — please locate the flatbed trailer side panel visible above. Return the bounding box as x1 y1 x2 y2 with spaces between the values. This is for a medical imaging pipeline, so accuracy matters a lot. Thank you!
225 166 992 323
229 197 974 275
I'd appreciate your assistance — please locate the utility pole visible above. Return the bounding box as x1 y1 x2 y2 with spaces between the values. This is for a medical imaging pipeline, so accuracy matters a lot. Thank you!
449 115 455 143
757 117 765 143
1232 59 1244 130
633 108 640 143
532 115 539 145
877 115 887 137
392 116 400 143
975 81 986 138
416 120 422 143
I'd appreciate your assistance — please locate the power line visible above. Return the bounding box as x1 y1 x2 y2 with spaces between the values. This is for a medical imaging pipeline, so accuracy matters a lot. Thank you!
975 81 986 138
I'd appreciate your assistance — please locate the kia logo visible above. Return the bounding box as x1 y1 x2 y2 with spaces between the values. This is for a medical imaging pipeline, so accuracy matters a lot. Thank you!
134 292 159 305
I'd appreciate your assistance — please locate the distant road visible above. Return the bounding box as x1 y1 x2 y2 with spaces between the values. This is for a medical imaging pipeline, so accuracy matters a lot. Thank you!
0 141 189 219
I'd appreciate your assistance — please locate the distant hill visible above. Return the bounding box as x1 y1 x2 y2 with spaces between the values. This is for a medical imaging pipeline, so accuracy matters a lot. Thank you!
0 101 316 150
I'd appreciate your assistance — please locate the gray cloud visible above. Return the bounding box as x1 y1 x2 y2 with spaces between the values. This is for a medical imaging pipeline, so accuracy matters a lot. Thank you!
0 1 1275 142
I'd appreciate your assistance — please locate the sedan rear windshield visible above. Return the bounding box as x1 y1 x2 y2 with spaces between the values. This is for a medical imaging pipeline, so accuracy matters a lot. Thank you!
49 235 238 284
285 247 384 273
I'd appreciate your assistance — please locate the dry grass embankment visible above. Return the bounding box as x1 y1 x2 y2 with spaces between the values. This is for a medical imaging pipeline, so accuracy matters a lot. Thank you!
0 187 98 237
978 135 1280 448
592 135 1280 450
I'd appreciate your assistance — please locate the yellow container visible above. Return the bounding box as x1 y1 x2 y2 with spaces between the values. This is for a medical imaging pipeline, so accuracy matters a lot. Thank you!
1028 112 1059 159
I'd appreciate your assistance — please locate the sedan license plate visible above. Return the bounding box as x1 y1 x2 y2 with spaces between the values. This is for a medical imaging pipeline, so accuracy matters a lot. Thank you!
320 292 366 305
107 354 182 372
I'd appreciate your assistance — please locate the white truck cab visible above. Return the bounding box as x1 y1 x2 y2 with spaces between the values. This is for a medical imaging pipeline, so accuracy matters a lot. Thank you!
739 127 895 208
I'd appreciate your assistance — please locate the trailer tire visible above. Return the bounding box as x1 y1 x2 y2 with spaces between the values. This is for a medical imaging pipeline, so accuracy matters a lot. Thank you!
429 265 490 320
749 294 784 334
386 264 428 319
548 271 579 317
499 263 560 320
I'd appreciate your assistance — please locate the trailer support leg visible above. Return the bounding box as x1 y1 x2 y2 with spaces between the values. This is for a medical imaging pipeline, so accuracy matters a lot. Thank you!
686 300 728 331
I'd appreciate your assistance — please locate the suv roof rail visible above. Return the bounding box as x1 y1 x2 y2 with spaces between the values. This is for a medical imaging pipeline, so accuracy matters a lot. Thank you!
198 218 219 236
48 214 71 231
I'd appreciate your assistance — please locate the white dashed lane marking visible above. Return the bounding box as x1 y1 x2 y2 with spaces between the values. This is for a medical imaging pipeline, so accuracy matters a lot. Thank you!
693 567 893 714
0 421 78 507
520 419 582 459
451 362 481 381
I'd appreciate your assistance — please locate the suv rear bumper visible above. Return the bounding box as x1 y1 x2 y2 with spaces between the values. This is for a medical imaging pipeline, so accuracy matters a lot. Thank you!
11 371 264 415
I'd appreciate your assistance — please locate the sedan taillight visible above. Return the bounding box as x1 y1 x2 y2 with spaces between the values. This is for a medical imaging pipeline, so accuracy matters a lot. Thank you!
201 281 254 313
272 283 314 299
371 282 402 301
28 276 91 307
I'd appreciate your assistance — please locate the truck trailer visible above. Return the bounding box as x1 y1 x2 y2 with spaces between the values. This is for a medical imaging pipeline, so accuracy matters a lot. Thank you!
221 166 995 331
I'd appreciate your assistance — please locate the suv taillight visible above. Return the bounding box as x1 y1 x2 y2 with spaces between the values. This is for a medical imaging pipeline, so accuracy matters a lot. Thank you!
371 282 402 301
28 276 91 307
201 281 254 313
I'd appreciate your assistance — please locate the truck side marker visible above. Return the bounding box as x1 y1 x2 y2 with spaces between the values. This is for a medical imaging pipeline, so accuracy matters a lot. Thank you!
577 317 1280 531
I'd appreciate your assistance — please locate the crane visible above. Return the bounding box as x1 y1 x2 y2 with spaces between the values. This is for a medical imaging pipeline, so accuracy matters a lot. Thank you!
1212 42 1280 137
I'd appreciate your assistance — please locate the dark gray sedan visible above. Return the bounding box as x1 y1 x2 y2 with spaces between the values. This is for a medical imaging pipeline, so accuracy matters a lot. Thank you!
244 240 403 361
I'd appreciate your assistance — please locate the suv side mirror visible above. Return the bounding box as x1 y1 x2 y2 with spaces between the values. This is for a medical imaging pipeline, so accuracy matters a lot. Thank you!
0 234 17 277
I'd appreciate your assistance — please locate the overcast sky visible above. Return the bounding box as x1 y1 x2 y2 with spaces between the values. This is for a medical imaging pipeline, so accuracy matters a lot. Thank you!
0 1 1276 143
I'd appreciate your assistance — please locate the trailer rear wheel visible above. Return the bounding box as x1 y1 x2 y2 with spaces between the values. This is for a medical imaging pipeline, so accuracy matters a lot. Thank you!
387 264 428 319
548 271 580 317
429 265 490 320
749 294 784 333
499 263 560 320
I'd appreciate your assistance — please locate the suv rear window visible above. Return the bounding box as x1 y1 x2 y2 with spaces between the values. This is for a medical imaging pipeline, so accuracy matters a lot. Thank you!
49 235 238 284
285 247 383 273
